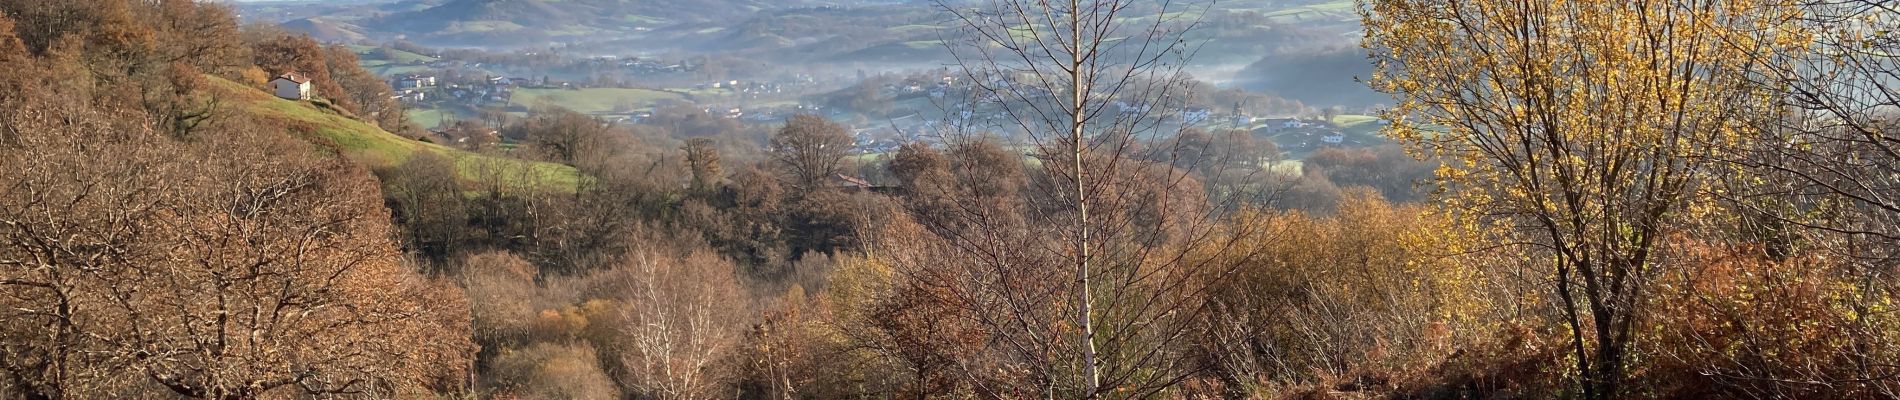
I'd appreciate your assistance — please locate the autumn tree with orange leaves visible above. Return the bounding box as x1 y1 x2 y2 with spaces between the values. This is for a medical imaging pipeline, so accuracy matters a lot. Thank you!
1364 0 1802 398
0 9 473 397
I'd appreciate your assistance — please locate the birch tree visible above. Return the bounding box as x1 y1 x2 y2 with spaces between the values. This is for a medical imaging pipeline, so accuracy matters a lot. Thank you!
865 0 1275 397
616 245 746 400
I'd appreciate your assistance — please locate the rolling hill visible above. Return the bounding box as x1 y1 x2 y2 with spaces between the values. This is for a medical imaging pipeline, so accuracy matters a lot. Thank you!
280 17 370 43
366 0 784 46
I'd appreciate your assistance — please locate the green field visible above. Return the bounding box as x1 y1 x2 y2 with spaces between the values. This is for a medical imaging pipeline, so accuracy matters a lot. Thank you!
351 45 437 76
206 77 582 190
347 45 437 64
511 88 687 115
890 24 940 34
671 87 733 98
1331 114 1381 129
365 64 431 76
407 108 461 130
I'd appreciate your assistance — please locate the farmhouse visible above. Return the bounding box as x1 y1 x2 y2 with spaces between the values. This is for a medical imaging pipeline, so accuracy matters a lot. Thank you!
1256 118 1302 132
395 89 427 103
271 73 311 101
396 75 437 89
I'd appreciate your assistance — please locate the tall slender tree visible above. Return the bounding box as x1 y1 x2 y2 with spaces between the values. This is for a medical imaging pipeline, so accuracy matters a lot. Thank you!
866 0 1280 397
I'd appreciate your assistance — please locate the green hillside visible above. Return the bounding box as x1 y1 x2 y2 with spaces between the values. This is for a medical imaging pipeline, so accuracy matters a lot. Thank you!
205 77 583 190
348 45 439 76
348 45 438 64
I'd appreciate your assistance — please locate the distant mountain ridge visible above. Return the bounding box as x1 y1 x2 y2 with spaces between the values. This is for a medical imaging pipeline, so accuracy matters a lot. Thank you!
257 0 928 48
365 0 800 46
260 0 1366 74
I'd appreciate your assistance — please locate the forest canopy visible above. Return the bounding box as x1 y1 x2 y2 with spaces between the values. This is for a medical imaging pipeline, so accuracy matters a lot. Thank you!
1 0 1898 399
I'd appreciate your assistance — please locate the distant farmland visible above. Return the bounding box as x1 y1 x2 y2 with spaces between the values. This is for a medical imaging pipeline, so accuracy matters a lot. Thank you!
510 88 687 115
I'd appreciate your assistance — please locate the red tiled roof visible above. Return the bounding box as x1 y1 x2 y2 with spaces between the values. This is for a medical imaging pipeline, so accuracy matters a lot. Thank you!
274 73 310 84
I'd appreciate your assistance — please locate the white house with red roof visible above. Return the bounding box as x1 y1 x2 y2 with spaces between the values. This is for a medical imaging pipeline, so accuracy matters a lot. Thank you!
271 73 312 101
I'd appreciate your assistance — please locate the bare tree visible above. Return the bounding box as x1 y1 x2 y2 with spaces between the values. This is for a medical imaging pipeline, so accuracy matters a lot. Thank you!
1698 1 1900 395
614 244 747 400
1751 0 1900 279
382 151 472 266
511 107 618 167
683 137 723 193
0 115 476 399
853 0 1279 397
769 114 853 191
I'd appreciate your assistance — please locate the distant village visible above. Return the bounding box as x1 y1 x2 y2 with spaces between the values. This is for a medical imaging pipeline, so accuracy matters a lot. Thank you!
835 70 1385 157
366 49 1383 157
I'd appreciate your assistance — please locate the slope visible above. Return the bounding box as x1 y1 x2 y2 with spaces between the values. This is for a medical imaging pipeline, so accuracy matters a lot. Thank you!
204 76 584 190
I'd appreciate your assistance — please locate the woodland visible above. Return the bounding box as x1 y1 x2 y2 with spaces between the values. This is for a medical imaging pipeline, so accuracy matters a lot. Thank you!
0 0 1896 399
